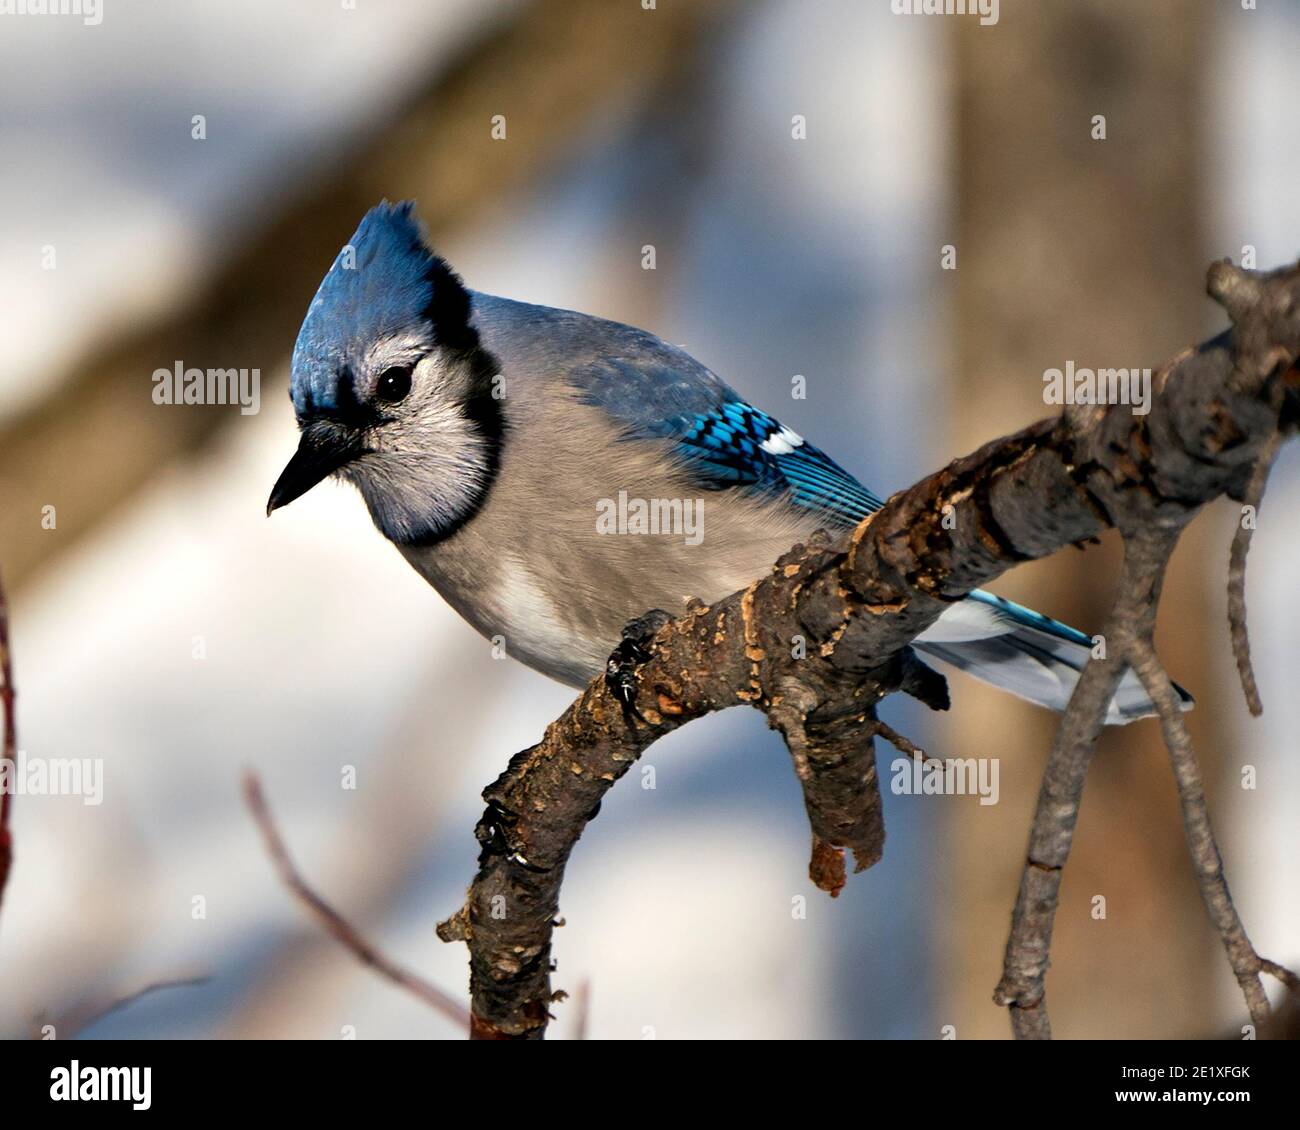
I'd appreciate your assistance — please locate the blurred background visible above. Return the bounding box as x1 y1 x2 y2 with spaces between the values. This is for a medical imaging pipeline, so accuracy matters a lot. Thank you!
0 0 1296 1040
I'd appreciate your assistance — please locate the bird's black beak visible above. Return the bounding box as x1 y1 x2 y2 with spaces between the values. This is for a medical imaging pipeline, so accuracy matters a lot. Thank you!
266 423 364 516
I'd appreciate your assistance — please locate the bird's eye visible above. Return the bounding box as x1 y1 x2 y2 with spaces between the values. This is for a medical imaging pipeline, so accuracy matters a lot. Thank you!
375 366 413 403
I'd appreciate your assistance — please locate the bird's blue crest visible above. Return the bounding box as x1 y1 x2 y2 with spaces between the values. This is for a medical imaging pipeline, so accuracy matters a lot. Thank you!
289 201 475 417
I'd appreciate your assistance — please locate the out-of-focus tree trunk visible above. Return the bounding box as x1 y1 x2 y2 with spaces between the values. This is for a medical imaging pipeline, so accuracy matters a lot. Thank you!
941 0 1225 1038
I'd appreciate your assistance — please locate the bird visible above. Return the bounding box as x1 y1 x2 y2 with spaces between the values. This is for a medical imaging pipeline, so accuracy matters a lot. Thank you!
268 201 1192 725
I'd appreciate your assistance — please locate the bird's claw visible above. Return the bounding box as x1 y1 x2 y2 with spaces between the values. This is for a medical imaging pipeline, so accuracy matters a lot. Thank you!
604 609 672 729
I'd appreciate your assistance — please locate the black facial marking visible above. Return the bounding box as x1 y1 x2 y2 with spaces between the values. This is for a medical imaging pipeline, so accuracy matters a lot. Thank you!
320 363 384 430
423 258 479 353
335 364 360 412
386 203 478 354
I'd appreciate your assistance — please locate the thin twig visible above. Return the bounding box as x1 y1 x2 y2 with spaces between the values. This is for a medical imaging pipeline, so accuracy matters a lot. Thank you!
0 569 16 919
992 533 1163 1039
997 513 1300 1038
1129 638 1297 1027
35 976 209 1040
1259 957 1300 994
998 514 1300 1039
573 979 591 1042
242 771 469 1033
1227 430 1281 716
870 717 937 763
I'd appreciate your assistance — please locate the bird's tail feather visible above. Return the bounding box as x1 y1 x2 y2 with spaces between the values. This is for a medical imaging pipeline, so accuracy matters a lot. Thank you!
915 606 1194 726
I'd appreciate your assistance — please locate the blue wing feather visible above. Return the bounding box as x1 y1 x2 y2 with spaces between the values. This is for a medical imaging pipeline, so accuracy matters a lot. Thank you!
572 356 882 528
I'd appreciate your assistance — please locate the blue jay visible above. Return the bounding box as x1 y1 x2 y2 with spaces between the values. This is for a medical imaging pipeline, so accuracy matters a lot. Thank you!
269 202 1192 724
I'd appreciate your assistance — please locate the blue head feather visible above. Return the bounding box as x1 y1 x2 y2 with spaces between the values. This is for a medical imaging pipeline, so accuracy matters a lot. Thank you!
289 200 475 418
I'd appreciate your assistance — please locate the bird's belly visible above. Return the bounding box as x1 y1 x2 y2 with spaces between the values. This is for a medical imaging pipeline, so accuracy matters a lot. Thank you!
482 551 753 688
487 559 613 686
397 542 602 686
399 510 822 689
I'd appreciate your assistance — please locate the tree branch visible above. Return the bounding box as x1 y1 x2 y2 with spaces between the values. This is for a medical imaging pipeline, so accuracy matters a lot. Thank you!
34 977 209 1041
243 772 469 1033
439 259 1300 1039
0 570 16 922
991 532 1149 1040
1227 429 1280 716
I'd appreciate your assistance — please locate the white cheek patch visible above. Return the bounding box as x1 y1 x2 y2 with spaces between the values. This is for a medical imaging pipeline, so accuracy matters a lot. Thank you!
344 390 493 543
760 425 804 455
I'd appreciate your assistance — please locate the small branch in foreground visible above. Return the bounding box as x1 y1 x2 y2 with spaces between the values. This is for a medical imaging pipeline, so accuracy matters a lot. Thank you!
996 517 1299 1039
34 976 209 1040
1227 429 1281 716
870 717 939 764
992 528 1159 1040
572 979 592 1042
0 569 16 920
242 772 469 1034
993 260 1300 1037
1130 637 1294 1028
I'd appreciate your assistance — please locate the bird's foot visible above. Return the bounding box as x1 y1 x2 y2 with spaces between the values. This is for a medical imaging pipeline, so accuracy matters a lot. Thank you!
604 609 673 728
